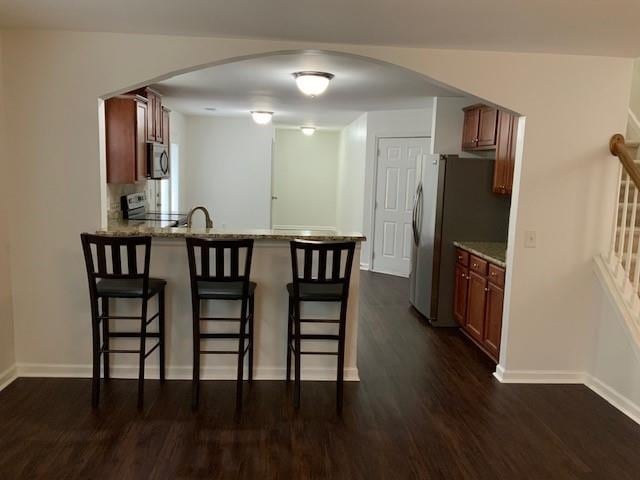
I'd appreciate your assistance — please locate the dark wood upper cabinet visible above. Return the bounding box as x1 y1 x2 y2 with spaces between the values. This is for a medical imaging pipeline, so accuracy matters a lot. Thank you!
462 107 481 150
162 107 170 147
462 104 498 151
105 95 148 184
477 106 498 148
129 87 163 143
493 111 518 195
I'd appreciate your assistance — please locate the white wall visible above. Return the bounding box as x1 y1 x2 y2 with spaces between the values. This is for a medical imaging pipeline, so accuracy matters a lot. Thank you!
272 128 339 229
361 107 434 268
0 30 632 392
337 114 367 234
0 34 15 387
168 109 188 211
183 115 274 229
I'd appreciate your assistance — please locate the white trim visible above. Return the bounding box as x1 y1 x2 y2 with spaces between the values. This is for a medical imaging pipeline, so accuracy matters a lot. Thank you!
493 365 585 383
0 365 17 392
628 108 640 137
585 374 640 425
359 262 370 271
271 225 337 231
15 363 359 382
370 265 410 278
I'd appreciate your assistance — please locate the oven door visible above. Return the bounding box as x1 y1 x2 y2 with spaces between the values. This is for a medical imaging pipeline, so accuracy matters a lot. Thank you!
148 143 169 179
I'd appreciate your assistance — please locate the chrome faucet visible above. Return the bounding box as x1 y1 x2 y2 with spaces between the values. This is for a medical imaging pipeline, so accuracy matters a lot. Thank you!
186 206 213 228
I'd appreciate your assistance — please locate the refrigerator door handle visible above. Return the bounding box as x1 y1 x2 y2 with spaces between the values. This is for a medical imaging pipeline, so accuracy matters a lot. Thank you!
412 183 423 245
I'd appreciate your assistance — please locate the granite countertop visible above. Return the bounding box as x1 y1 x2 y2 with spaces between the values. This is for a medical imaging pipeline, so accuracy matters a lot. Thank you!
453 241 507 268
97 220 366 242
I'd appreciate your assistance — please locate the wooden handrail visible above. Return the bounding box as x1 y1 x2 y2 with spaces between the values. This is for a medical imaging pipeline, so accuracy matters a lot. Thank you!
610 134 640 189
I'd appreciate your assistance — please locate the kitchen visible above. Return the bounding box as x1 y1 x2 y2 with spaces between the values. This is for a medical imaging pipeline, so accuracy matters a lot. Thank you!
98 50 519 402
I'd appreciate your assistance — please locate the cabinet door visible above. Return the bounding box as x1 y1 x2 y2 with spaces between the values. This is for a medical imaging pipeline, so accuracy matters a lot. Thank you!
484 282 504 360
504 115 518 195
135 100 148 181
477 106 498 148
453 263 469 326
154 95 163 143
465 271 487 342
461 108 480 150
162 107 170 147
493 111 511 194
145 92 156 142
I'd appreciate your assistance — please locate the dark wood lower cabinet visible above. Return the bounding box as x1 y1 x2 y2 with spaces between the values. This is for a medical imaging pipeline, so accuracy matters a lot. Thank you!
453 263 469 325
465 271 487 343
484 282 504 358
453 248 505 362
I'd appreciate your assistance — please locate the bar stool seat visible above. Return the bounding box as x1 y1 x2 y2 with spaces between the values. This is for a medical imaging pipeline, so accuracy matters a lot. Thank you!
286 282 343 301
197 280 257 300
97 278 167 298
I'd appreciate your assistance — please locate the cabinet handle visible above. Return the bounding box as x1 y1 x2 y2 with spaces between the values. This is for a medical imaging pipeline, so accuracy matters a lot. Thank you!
490 272 496 276
458 256 462 261
484 287 489 292
472 263 478 268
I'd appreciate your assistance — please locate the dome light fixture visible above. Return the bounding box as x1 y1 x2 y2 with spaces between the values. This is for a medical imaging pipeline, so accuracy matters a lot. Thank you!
300 126 316 136
293 71 334 97
250 111 273 125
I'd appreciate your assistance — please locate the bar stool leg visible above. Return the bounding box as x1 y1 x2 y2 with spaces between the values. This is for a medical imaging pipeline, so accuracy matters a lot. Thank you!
248 295 254 384
236 309 246 410
137 299 148 409
336 304 348 413
293 300 302 408
101 298 110 382
91 314 101 408
286 296 293 383
158 289 166 383
192 301 201 410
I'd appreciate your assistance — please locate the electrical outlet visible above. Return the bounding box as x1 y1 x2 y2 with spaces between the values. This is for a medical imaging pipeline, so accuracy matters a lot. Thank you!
524 230 536 248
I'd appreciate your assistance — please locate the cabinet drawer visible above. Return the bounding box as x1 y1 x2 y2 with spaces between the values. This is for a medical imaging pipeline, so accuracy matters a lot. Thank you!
469 255 488 276
455 248 469 266
488 264 505 287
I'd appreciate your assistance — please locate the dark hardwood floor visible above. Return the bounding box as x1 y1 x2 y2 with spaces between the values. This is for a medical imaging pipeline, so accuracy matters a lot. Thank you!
1 271 640 479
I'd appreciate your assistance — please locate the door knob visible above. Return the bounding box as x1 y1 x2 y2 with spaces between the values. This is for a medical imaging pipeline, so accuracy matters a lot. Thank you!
271 196 278 200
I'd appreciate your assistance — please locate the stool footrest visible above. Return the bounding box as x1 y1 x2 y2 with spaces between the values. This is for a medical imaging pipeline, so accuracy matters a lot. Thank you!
199 316 244 322
199 333 242 339
289 316 340 324
109 332 160 338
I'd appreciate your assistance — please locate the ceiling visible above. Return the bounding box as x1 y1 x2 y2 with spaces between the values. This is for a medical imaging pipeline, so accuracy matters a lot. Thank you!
1 0 640 57
153 51 459 129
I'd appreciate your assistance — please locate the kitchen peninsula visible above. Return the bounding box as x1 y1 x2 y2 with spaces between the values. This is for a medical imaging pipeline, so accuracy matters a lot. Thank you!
97 223 365 381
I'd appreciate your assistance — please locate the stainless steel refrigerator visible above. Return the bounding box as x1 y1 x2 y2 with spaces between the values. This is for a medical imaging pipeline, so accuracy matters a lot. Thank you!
409 154 510 326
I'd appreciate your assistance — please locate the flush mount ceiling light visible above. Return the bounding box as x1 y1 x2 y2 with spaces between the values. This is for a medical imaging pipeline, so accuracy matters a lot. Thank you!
300 126 316 136
250 111 273 125
293 71 334 97
204 107 216 111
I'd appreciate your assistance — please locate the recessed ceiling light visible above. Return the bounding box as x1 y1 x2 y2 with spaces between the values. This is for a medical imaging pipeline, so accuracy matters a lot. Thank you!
250 111 273 125
300 126 316 136
293 71 334 97
204 107 216 111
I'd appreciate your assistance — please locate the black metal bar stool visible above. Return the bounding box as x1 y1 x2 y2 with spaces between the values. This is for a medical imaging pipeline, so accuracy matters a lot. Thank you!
80 233 166 409
186 238 256 410
286 239 356 411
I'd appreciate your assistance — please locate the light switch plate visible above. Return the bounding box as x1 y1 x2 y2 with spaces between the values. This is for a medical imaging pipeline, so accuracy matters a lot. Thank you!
524 230 536 248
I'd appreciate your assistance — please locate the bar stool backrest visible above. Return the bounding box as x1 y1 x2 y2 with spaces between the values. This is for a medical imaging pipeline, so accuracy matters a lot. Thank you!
185 238 254 294
289 240 356 294
80 233 152 290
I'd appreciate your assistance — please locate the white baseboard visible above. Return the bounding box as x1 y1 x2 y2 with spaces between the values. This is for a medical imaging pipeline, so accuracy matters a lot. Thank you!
494 366 640 426
493 365 585 383
360 263 370 271
370 267 410 278
0 364 17 392
15 363 359 382
585 374 640 425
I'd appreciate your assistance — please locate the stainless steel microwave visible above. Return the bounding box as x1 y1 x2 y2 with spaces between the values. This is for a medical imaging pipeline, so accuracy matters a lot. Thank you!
147 143 169 179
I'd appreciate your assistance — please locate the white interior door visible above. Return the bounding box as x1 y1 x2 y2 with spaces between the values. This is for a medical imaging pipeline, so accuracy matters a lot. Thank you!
372 137 428 277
